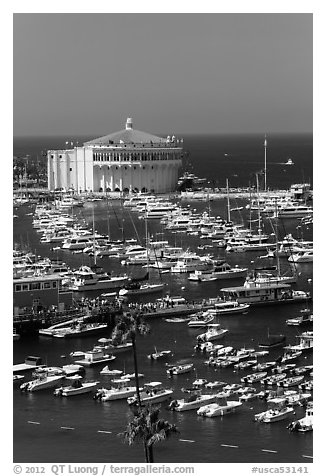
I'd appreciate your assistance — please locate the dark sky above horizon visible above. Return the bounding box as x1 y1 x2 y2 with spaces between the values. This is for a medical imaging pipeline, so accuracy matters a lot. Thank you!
13 13 312 137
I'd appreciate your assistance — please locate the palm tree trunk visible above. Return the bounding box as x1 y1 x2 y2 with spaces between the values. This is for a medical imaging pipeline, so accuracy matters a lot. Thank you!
148 443 154 463
131 335 141 406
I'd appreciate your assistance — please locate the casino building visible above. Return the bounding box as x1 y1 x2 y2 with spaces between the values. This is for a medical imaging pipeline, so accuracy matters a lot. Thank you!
47 118 183 193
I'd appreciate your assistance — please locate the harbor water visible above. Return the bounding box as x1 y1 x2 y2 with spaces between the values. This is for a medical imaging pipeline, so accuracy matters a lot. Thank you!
13 134 313 463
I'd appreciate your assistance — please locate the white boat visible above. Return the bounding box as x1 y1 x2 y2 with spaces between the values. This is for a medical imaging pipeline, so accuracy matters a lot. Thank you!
208 301 250 316
147 349 172 360
171 252 212 273
74 349 116 367
220 282 311 306
260 373 287 386
13 374 25 383
287 403 313 432
119 282 165 297
258 406 295 423
284 331 313 353
62 364 85 377
94 379 141 401
169 393 220 412
52 322 108 338
188 262 247 281
197 324 229 342
205 381 226 390
68 265 129 291
20 372 64 392
193 378 208 387
286 309 313 326
197 400 242 417
277 376 305 387
276 205 313 219
54 377 99 396
127 382 173 405
285 158 294 165
187 312 215 328
288 250 313 263
166 363 194 376
280 351 302 364
100 366 123 376
241 371 268 383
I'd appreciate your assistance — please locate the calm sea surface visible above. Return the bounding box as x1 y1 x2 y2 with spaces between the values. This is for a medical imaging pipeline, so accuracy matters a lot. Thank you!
13 134 313 463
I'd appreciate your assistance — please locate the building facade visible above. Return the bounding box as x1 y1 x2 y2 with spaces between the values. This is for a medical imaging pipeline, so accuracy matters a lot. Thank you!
47 118 183 193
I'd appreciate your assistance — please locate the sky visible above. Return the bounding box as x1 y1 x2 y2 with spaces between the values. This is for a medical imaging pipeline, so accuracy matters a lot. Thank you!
13 13 312 137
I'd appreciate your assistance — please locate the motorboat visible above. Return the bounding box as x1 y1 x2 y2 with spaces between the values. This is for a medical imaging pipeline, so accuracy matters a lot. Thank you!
54 377 99 396
166 363 194 376
260 373 287 386
288 250 313 263
239 392 258 402
291 365 313 376
94 379 141 401
169 393 220 412
74 349 116 367
20 369 64 392
196 324 229 343
119 282 165 297
285 158 294 165
280 351 302 364
286 309 313 326
62 364 85 377
13 374 25 383
287 403 313 432
197 400 242 417
187 312 215 328
252 361 276 372
255 406 295 423
205 381 227 390
277 376 305 387
241 371 268 383
284 331 313 353
52 322 108 338
147 349 172 360
100 366 123 376
234 360 258 370
193 378 208 387
208 301 250 316
127 382 173 406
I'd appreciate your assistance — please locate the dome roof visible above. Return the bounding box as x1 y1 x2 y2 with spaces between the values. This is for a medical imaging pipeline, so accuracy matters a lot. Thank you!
84 118 167 146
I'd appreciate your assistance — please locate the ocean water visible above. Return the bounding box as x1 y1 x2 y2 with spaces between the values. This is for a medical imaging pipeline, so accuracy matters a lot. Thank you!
13 133 313 190
13 134 313 464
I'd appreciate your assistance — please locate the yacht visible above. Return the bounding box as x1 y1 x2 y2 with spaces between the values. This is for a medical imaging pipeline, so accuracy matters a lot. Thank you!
276 205 313 219
171 252 212 273
166 363 194 376
255 406 295 423
284 331 313 353
188 261 248 281
68 265 129 291
119 282 165 297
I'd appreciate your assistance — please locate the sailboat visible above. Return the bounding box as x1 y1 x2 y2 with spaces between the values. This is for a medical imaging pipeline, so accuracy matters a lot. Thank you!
118 205 166 297
246 202 299 287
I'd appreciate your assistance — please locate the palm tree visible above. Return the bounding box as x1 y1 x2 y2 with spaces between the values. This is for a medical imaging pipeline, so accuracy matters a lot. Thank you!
111 311 149 406
120 405 179 463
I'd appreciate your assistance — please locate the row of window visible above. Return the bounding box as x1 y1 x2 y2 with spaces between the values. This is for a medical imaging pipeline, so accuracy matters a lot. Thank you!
93 153 179 162
15 281 58 292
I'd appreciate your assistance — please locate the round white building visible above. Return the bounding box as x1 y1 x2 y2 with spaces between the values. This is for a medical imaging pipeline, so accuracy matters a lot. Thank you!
47 118 183 193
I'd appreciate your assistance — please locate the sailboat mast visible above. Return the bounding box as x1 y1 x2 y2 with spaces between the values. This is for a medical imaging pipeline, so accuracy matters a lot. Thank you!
264 135 267 192
256 174 261 244
92 207 96 266
264 134 267 192
226 178 231 223
274 200 280 275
